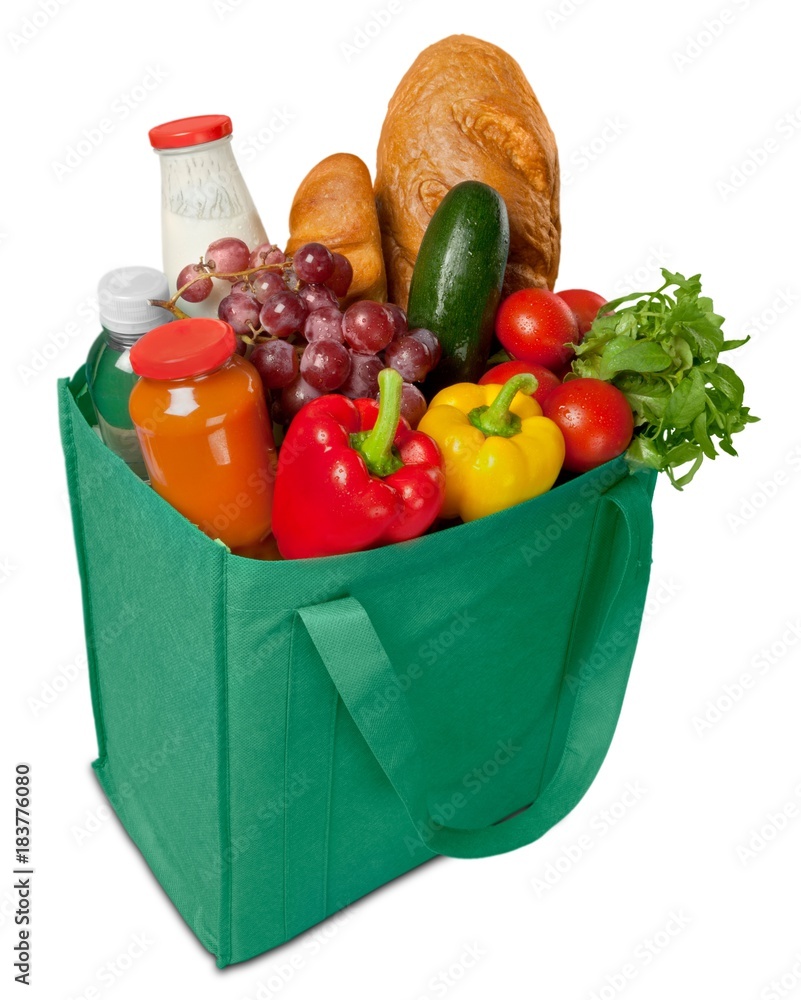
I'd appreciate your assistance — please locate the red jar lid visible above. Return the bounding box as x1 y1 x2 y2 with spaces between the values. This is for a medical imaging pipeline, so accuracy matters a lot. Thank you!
148 114 232 150
130 318 236 380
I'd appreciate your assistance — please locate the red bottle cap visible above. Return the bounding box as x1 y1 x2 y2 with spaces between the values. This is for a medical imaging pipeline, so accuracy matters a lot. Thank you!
130 318 237 380
148 115 233 150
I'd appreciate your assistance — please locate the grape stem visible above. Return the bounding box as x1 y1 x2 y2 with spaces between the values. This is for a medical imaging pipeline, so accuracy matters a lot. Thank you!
149 258 293 318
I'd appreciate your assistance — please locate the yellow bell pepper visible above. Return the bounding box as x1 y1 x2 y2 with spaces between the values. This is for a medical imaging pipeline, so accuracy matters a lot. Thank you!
418 373 565 522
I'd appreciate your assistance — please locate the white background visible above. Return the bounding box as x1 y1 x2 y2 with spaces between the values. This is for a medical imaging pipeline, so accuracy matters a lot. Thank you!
2 0 800 997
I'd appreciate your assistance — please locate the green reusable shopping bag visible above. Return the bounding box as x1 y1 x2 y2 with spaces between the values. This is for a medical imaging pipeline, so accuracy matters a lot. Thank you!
58 368 656 968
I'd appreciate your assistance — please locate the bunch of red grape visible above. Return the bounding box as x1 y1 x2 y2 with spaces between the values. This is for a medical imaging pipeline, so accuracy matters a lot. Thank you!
175 237 440 427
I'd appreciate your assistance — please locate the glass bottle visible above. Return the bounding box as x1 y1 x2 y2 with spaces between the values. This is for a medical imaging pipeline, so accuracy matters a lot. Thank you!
148 114 268 316
129 317 277 550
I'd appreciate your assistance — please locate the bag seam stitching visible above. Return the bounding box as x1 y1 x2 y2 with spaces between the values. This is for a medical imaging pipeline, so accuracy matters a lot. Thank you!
217 548 233 967
62 382 108 765
283 612 296 944
322 692 338 916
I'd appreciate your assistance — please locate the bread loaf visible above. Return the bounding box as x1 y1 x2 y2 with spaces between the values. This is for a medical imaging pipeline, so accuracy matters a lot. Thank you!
375 35 560 308
287 153 387 305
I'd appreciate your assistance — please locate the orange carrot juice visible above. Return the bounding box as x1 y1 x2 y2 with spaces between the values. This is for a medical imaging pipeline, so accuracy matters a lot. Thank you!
129 318 277 550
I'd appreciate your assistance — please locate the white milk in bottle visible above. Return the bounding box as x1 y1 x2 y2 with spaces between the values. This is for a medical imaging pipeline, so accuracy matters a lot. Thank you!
149 115 268 317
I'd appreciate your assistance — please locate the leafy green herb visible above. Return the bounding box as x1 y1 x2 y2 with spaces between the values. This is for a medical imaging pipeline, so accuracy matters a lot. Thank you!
570 269 758 488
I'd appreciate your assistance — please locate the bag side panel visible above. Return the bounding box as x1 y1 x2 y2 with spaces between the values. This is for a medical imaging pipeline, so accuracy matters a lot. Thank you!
59 378 107 762
59 379 226 958
537 467 656 792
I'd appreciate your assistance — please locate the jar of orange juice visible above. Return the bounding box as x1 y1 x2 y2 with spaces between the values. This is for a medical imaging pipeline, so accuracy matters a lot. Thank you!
129 317 277 550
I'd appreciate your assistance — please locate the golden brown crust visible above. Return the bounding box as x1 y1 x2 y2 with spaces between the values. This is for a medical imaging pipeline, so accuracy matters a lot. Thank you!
375 34 561 308
287 152 387 305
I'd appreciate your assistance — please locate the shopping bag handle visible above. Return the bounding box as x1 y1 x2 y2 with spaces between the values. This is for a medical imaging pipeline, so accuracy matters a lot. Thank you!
296 473 654 859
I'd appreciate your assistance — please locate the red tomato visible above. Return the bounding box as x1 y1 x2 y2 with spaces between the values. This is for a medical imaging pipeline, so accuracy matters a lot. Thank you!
542 379 634 473
478 360 560 407
495 288 580 373
556 288 607 338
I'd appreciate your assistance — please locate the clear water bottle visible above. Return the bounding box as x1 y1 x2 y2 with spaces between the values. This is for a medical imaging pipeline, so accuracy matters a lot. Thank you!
85 267 172 479
148 114 268 316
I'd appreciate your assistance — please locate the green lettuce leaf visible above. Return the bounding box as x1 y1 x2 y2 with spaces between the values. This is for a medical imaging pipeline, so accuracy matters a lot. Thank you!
574 269 758 489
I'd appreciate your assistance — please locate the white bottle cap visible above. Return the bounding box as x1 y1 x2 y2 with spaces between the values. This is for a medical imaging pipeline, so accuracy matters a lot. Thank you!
98 267 172 345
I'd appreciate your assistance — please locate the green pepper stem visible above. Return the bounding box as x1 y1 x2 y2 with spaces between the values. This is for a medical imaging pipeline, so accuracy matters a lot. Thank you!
354 367 405 477
468 373 538 438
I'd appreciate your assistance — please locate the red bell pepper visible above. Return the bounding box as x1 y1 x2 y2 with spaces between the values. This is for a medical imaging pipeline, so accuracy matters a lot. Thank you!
272 367 445 558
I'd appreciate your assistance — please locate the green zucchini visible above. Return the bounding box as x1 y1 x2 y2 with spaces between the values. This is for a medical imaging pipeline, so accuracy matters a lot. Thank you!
407 180 510 396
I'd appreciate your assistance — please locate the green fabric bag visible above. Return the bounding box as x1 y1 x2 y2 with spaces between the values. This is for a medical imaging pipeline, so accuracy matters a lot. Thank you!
58 369 656 968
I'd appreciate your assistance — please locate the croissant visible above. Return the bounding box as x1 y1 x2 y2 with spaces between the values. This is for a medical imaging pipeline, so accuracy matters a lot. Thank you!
375 35 560 308
287 152 387 305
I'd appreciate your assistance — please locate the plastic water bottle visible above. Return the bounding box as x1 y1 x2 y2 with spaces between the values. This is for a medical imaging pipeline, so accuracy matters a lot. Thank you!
85 267 172 478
